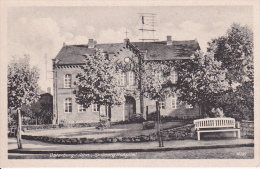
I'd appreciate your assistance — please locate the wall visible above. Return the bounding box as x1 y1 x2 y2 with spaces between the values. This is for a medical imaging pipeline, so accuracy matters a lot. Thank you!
144 97 200 118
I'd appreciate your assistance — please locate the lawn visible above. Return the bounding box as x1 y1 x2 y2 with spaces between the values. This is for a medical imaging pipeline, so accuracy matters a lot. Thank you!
109 121 187 137
22 121 187 138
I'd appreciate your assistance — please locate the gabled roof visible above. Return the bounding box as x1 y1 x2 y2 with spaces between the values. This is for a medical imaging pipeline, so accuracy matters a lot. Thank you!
54 40 200 65
132 40 200 60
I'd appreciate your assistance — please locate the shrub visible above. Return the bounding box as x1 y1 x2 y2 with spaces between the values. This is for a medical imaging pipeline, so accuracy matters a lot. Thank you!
143 121 155 130
129 114 145 123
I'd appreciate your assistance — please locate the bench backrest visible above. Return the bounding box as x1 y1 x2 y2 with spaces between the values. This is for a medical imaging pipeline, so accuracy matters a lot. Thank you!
194 118 236 130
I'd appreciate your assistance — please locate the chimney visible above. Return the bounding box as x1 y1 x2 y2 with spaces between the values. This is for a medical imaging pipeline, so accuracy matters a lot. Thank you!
167 36 172 45
88 39 95 48
124 38 129 46
63 42 66 47
47 87 51 94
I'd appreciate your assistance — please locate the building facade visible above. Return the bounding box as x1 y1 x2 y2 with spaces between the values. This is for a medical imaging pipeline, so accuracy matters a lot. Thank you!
52 36 200 124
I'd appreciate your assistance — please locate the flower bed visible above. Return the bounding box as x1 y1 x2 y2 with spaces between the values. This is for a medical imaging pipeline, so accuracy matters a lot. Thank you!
21 124 196 144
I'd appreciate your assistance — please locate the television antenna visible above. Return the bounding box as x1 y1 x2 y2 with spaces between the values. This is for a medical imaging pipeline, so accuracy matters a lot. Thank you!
138 13 159 42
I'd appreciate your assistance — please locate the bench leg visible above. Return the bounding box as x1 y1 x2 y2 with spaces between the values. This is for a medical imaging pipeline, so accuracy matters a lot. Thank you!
237 130 240 139
197 131 200 141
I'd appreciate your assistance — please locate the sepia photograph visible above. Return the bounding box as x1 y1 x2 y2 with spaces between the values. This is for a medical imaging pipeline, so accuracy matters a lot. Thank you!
0 0 259 167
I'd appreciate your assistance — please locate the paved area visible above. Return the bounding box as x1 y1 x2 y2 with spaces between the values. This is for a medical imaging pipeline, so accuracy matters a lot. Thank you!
8 137 254 153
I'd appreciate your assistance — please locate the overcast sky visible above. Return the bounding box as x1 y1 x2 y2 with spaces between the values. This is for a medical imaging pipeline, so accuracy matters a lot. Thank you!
8 6 253 92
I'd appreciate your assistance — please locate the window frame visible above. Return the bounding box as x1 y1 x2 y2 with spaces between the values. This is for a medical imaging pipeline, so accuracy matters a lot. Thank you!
64 74 72 88
171 95 178 109
185 102 193 109
92 104 100 112
64 98 72 113
155 71 162 81
159 100 166 109
128 71 135 86
78 104 86 113
170 70 178 84
119 72 126 86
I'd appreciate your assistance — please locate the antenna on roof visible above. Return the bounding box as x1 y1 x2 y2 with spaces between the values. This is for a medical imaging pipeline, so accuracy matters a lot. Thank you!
138 13 159 42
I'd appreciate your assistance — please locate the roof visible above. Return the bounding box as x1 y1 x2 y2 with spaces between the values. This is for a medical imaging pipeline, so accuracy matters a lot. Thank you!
54 40 200 65
132 40 200 60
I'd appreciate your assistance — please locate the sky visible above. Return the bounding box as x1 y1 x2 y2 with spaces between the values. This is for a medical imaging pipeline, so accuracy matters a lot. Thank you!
7 6 253 93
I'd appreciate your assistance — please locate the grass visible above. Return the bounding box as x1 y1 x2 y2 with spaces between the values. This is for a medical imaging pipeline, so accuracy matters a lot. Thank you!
22 121 187 138
109 121 187 137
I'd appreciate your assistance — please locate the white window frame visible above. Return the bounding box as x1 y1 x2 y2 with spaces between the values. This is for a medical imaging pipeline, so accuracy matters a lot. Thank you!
64 74 72 88
159 101 166 109
185 102 193 109
170 70 178 84
129 71 135 86
92 104 100 112
171 95 178 109
78 104 86 113
119 72 126 86
155 71 162 81
64 98 72 113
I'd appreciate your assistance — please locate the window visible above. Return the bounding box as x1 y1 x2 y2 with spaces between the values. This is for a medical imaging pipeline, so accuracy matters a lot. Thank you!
78 104 86 113
159 101 166 109
155 71 162 80
185 102 193 109
64 98 72 113
119 72 126 86
64 74 72 88
171 94 178 109
129 71 135 86
92 104 100 112
170 70 178 84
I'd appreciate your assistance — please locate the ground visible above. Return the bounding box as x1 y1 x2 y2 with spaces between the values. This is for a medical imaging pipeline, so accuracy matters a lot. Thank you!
22 121 186 138
8 147 254 159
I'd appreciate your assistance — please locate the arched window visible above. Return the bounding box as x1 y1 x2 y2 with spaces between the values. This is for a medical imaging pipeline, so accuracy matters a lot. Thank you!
64 98 72 113
64 74 72 88
129 71 136 86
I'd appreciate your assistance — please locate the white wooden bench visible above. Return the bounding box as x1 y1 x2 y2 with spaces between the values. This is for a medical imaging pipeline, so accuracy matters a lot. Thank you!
194 117 240 140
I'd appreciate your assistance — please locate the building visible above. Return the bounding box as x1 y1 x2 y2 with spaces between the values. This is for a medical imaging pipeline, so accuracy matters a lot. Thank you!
52 36 200 124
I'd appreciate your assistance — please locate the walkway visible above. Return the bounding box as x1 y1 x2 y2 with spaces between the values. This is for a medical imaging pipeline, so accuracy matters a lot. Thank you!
8 137 254 154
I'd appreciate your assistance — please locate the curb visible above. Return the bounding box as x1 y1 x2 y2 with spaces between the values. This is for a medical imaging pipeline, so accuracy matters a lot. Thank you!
8 143 254 154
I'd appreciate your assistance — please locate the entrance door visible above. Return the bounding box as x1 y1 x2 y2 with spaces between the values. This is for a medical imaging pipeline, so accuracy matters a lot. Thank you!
124 96 136 120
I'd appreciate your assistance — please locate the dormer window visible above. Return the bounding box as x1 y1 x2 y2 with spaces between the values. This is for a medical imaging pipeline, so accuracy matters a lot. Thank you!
64 74 72 88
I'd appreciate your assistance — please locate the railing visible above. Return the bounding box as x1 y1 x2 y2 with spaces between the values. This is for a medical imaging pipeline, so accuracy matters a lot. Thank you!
194 117 236 130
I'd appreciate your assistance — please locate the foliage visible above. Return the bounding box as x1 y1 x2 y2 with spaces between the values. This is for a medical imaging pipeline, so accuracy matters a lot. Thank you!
177 50 229 116
129 113 145 123
74 48 125 110
8 55 41 109
207 24 254 120
143 121 155 130
208 23 253 84
141 60 180 101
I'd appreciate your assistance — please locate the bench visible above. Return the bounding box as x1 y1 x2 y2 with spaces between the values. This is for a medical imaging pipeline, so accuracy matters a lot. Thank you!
194 117 240 140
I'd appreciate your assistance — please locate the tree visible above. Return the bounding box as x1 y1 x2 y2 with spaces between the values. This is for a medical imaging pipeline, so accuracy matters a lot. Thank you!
177 50 229 117
208 23 253 84
8 55 41 149
207 24 254 120
74 49 125 121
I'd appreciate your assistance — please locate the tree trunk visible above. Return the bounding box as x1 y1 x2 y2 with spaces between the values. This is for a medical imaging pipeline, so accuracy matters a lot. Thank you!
156 101 163 147
17 109 22 149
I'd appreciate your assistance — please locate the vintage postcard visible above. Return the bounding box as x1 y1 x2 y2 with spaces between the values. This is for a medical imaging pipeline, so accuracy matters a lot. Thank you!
0 0 259 167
